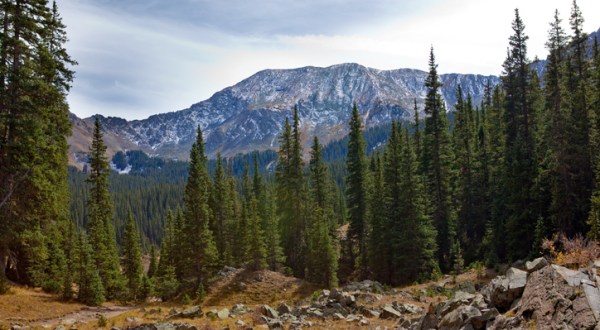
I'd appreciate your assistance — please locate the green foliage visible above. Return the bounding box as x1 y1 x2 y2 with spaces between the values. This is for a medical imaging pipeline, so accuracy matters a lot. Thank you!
422 48 456 271
157 266 179 301
139 275 154 300
122 212 143 300
345 103 370 278
76 233 105 306
147 246 157 279
182 126 218 292
97 315 107 328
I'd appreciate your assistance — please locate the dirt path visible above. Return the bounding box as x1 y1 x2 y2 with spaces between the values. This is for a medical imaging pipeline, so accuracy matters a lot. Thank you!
34 305 138 328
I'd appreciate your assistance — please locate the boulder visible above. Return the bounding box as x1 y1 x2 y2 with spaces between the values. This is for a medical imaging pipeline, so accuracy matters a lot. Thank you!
379 305 402 319
517 264 597 330
466 308 499 330
261 305 279 319
438 305 481 330
217 308 229 319
525 257 548 273
230 304 248 316
179 306 202 319
276 303 293 315
481 267 527 311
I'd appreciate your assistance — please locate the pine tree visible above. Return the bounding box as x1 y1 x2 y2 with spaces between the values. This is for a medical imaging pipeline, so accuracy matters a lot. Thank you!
157 209 175 277
182 126 218 294
86 116 124 299
502 9 539 260
346 103 370 278
276 107 307 277
76 232 105 306
368 150 389 283
122 212 143 300
0 0 74 289
422 48 455 270
306 136 339 287
210 152 232 266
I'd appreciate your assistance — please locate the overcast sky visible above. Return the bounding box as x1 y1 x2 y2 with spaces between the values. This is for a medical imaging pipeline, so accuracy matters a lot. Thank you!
57 0 600 120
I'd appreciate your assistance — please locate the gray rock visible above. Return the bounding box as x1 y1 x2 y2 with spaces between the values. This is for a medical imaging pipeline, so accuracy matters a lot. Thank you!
234 320 245 327
276 303 293 315
217 308 230 319
54 326 66 330
393 302 423 314
333 312 346 320
438 305 481 330
525 257 548 273
481 267 527 311
230 304 247 316
180 306 202 319
466 308 499 330
380 305 402 319
517 265 597 330
261 304 279 319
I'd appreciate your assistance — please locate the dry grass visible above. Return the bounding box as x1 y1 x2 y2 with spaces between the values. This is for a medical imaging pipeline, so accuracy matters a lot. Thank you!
0 286 84 323
203 268 318 307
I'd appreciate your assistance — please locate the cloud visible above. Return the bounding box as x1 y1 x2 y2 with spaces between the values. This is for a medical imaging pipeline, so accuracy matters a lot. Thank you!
57 0 600 120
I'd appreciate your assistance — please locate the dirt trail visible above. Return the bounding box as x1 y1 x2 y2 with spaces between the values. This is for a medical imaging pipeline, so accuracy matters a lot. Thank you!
34 305 137 328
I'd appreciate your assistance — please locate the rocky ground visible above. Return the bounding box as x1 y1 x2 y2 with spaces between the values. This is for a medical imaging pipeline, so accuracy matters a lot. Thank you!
2 258 599 330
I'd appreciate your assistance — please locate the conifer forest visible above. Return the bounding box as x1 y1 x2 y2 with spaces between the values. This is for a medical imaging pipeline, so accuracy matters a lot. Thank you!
2 0 600 312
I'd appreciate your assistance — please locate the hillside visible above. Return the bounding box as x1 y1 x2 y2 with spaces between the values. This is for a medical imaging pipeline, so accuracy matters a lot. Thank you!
68 63 498 166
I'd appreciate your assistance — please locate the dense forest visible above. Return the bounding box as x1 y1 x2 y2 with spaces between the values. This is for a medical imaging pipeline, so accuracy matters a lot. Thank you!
1 0 600 306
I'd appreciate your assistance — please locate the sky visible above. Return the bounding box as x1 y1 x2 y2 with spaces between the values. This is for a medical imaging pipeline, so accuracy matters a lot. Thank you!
56 0 600 121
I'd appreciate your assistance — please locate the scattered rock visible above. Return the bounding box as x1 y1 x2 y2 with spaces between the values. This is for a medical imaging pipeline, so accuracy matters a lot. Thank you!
276 303 293 315
380 305 402 319
481 267 527 311
438 305 481 329
179 306 202 319
261 304 279 319
126 317 144 323
217 308 230 319
53 326 66 330
525 257 548 273
218 266 238 277
234 320 245 327
230 304 248 316
344 280 384 293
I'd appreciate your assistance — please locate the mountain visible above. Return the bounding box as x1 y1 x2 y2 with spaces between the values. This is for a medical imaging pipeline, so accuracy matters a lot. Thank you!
68 63 499 165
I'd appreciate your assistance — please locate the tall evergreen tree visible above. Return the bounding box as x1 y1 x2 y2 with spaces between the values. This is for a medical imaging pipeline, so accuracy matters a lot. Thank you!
345 103 370 278
86 117 123 299
502 9 540 259
307 136 338 287
0 0 74 288
122 211 143 300
182 126 218 295
76 232 104 306
276 107 307 277
422 48 455 270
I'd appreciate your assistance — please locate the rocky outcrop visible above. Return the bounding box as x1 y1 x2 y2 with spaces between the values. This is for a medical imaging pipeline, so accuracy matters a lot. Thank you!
516 264 598 330
415 258 600 330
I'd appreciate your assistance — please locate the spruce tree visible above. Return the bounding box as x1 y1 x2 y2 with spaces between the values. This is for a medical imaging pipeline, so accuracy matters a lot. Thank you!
86 116 124 299
122 212 143 300
76 232 105 306
345 103 370 278
502 9 539 260
210 152 232 266
307 136 339 287
182 126 218 294
422 48 455 270
0 0 74 288
276 107 307 277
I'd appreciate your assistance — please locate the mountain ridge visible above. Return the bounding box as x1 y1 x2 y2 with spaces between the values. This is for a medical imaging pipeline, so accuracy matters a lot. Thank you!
69 62 499 165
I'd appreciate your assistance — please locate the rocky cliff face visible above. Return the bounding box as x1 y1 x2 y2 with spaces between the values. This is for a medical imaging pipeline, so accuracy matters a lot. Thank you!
69 63 499 163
